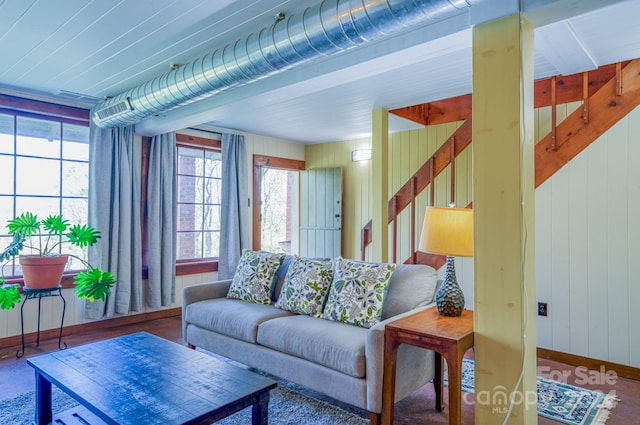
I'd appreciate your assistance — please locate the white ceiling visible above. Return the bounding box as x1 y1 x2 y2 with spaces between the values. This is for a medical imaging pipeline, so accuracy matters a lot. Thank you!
1 0 640 143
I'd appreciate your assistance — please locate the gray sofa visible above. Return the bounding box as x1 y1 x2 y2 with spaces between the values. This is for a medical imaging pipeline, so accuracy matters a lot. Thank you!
182 257 440 423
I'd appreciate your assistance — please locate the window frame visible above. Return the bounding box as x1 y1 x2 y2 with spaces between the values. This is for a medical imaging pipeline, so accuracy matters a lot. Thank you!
0 95 90 289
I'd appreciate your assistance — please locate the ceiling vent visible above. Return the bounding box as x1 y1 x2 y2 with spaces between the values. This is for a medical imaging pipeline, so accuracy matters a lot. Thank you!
93 97 134 121
56 90 104 105
92 0 471 128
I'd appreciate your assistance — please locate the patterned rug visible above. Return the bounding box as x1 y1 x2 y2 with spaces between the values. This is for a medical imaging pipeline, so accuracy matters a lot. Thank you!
447 359 619 425
0 383 368 425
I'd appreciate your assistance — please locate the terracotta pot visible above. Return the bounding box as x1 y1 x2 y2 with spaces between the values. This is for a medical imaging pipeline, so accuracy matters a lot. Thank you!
19 255 69 289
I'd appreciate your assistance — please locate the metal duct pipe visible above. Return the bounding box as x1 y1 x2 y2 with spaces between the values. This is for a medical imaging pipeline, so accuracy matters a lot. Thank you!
92 0 471 128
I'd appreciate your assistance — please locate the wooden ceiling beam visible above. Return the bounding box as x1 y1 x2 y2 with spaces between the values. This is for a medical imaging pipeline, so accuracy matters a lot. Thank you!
390 94 472 126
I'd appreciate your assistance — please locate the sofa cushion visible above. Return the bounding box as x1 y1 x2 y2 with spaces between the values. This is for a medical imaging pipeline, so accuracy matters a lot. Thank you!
381 263 438 320
227 249 285 304
272 255 332 301
271 254 294 301
322 258 396 328
257 315 368 378
185 298 293 343
274 256 334 317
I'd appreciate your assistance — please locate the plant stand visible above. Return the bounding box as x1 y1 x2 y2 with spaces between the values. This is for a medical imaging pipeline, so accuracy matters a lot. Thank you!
16 285 67 358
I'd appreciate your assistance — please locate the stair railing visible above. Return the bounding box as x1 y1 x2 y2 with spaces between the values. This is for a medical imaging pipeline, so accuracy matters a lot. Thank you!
361 60 640 266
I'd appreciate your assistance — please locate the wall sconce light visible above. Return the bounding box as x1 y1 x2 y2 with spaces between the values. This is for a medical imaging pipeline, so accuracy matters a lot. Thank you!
352 149 372 162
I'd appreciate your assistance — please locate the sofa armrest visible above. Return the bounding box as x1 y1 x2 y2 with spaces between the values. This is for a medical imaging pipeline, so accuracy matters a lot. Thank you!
365 303 437 413
182 280 232 341
183 279 232 306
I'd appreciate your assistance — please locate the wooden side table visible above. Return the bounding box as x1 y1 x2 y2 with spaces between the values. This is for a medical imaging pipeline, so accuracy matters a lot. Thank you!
382 307 474 425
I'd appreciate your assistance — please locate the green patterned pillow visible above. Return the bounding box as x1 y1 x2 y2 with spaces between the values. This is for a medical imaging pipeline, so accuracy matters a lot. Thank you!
322 258 396 328
227 250 285 304
274 256 334 317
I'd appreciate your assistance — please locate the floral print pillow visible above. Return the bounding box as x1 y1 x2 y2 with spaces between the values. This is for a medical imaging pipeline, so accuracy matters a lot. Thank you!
227 250 285 304
274 256 334 317
322 258 396 328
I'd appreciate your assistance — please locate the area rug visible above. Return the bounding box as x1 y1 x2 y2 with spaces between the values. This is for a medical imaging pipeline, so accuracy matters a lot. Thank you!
446 359 619 425
0 384 368 425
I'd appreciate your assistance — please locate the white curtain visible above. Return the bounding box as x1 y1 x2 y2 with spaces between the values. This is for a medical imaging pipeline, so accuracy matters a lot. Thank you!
86 121 142 319
147 132 176 307
218 133 249 279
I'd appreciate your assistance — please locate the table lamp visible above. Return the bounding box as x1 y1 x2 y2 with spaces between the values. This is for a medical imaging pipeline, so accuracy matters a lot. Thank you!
418 206 473 317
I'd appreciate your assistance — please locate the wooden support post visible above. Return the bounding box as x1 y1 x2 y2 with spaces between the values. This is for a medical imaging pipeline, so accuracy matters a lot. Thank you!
411 177 417 263
582 72 589 124
450 137 456 206
472 13 537 425
429 158 435 206
372 108 389 262
392 196 398 263
551 75 557 151
361 228 367 260
616 62 622 95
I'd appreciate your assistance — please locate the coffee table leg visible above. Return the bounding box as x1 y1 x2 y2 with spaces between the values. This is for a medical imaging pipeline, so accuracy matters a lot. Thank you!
251 391 270 425
34 370 52 425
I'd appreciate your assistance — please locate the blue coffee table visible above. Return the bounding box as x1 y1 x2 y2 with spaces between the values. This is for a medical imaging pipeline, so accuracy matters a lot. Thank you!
27 332 277 424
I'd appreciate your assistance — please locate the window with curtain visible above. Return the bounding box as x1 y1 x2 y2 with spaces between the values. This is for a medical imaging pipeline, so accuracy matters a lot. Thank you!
0 97 90 281
174 133 222 273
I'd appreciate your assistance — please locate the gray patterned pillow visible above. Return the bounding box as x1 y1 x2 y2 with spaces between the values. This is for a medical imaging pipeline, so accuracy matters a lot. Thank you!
322 258 396 328
274 256 334 317
227 250 285 304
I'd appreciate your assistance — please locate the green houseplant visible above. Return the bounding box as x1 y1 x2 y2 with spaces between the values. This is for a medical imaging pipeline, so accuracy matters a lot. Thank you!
0 212 116 310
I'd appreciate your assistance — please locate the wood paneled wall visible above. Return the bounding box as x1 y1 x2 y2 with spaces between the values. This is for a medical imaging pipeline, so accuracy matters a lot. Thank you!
535 104 640 367
306 103 640 367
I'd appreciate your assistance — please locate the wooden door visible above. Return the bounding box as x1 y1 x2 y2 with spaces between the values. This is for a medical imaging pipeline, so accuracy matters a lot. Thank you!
299 168 342 258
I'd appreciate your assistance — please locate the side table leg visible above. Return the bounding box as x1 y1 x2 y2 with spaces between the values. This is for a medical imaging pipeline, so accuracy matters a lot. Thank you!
251 391 270 425
36 295 43 346
434 352 443 411
16 295 28 358
445 352 463 425
34 370 53 425
58 288 67 350
382 335 398 425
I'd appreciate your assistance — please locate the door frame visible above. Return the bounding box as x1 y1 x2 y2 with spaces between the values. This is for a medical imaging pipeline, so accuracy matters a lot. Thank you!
252 154 305 251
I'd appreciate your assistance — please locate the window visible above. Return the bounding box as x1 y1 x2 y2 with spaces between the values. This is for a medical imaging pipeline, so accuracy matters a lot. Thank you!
0 96 90 280
175 134 221 272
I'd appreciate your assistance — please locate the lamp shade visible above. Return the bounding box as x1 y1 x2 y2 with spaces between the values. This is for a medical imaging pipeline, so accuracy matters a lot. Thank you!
418 207 473 257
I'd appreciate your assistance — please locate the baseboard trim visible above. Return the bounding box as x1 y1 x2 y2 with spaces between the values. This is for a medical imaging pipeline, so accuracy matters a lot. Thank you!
0 307 181 350
537 347 640 382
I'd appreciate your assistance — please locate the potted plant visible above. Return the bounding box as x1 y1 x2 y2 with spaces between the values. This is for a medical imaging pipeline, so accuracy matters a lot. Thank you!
0 212 116 310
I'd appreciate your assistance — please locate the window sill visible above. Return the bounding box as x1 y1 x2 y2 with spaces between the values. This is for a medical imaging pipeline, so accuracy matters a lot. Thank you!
176 260 218 276
4 273 80 292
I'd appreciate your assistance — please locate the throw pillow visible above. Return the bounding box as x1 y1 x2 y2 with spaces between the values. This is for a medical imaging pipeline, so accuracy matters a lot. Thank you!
227 249 285 304
322 258 396 328
274 256 334 317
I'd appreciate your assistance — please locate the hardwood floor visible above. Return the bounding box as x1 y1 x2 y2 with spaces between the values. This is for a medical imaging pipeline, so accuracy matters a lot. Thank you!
1 316 638 424
0 316 183 400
